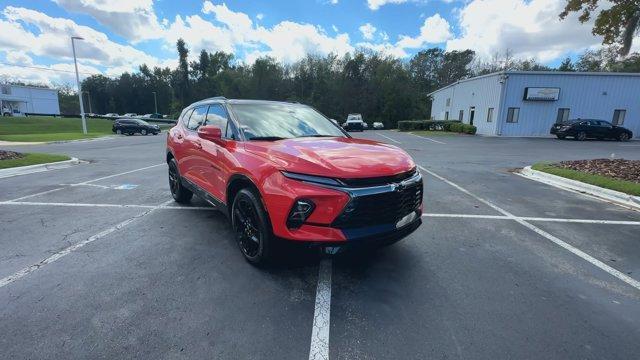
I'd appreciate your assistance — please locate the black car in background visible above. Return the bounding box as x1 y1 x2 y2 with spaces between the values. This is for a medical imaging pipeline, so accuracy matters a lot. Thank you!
112 118 161 136
550 119 633 141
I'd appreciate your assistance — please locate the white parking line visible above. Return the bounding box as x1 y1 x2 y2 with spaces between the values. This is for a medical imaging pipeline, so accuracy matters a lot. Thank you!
408 132 446 144
418 165 640 292
0 199 175 289
421 213 640 225
377 133 401 144
5 163 165 202
0 201 217 211
309 258 332 360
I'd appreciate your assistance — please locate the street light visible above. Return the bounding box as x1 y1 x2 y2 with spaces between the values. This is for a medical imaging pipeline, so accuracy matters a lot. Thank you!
152 91 158 114
71 36 87 134
83 91 92 114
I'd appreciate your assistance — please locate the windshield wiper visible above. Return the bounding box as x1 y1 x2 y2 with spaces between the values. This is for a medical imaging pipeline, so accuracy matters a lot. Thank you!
248 136 287 141
296 134 336 138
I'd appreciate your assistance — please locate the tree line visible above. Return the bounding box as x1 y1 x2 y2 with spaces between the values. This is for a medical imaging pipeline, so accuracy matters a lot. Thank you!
60 39 640 128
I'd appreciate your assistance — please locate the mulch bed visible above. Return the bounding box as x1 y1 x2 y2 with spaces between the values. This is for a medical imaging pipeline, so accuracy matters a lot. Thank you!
0 150 24 161
554 159 640 183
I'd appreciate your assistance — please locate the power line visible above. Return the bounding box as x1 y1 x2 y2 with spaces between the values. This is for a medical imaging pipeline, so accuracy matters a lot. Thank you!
0 62 101 76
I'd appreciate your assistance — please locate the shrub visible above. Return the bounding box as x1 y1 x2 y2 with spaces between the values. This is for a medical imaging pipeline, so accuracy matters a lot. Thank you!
397 120 461 131
449 122 463 133
462 124 477 135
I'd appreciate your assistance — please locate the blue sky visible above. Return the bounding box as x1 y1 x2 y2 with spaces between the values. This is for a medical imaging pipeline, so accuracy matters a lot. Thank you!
0 0 611 85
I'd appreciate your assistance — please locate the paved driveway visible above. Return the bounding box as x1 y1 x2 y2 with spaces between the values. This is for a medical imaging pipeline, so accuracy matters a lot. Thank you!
0 132 639 359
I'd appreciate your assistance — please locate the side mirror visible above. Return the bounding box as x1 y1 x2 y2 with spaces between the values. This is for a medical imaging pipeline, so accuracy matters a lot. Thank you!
197 125 222 141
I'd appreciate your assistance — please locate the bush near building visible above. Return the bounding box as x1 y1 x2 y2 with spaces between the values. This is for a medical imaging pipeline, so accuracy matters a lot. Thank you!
398 120 476 134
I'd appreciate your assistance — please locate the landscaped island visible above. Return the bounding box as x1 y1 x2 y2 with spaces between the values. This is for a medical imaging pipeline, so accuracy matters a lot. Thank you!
0 150 70 169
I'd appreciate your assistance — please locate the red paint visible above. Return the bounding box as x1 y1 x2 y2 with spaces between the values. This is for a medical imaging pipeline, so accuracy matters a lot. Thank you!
167 101 421 243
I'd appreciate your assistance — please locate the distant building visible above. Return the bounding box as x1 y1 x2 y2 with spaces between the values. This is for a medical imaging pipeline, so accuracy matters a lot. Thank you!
0 84 60 116
428 71 640 138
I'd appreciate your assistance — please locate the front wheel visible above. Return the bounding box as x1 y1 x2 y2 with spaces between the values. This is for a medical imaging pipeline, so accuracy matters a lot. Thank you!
232 188 273 265
575 131 586 141
168 158 192 203
116 129 122 135
141 129 148 135
618 132 630 142
556 134 565 140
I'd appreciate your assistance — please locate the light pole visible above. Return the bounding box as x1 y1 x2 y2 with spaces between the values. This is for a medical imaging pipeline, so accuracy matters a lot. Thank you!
152 91 158 114
71 36 87 134
83 91 92 114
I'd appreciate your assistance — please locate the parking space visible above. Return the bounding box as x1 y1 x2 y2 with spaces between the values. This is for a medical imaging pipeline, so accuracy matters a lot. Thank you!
1 131 639 359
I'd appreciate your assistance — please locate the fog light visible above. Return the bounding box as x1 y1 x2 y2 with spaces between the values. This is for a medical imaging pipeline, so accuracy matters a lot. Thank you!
287 199 315 229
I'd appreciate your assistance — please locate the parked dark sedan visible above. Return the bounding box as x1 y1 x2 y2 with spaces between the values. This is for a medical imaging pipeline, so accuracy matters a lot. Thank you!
550 119 633 141
112 118 160 136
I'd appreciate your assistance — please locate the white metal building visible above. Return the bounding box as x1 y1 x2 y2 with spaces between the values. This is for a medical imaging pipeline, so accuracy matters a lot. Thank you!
1 84 60 116
429 71 640 138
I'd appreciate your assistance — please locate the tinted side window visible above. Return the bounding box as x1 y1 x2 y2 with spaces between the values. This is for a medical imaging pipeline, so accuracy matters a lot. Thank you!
187 106 208 130
181 109 194 127
205 104 229 131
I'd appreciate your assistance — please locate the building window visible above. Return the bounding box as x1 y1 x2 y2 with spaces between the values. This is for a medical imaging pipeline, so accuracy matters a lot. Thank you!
0 85 10 95
459 110 464 121
556 108 570 123
444 111 449 120
487 108 494 122
446 98 451 107
506 107 519 123
612 109 626 126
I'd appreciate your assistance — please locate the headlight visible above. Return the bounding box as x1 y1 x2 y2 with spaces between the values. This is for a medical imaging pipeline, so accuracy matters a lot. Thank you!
286 199 315 229
281 171 343 186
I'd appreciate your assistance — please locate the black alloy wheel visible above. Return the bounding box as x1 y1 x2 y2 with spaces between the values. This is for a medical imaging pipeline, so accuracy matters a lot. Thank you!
168 158 192 203
232 189 272 265
575 131 587 141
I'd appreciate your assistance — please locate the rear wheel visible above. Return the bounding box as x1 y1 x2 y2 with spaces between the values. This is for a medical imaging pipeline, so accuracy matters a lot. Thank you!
232 188 273 265
168 158 192 203
618 132 630 142
575 131 587 141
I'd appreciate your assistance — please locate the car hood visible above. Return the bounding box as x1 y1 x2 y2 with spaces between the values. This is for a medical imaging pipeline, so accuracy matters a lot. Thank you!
244 137 415 178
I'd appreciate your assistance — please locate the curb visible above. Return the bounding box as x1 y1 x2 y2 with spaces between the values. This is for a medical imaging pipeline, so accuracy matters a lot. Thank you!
0 158 84 179
518 166 640 211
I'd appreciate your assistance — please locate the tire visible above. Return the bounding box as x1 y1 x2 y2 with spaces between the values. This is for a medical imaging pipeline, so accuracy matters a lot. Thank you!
153 132 158 135
168 158 193 204
575 131 586 141
556 134 565 140
116 129 122 135
618 132 630 142
141 129 147 135
125 132 132 136
231 188 273 266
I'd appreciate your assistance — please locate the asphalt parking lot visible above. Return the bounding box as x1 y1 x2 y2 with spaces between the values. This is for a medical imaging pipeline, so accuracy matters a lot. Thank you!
1 131 639 359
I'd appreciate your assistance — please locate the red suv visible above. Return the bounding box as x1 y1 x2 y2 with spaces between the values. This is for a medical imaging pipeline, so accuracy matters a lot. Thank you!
166 98 423 264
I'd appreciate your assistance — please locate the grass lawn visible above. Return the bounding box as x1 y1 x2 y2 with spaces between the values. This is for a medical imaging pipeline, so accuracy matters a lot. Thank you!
410 130 458 136
0 152 71 169
0 116 114 142
532 162 640 196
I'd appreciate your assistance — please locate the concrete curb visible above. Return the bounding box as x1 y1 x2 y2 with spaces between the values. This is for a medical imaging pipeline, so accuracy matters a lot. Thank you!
518 166 640 211
0 158 84 179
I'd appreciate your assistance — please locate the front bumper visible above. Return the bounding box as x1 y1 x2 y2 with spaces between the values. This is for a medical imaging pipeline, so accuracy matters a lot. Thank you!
264 170 423 244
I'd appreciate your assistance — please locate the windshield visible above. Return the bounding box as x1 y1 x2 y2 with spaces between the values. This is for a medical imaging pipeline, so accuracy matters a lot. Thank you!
231 103 346 140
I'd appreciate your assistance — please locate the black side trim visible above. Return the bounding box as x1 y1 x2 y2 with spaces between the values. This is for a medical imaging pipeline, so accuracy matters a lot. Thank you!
181 178 229 217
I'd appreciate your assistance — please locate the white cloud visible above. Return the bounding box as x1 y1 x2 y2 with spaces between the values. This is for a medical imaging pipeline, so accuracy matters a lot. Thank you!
367 0 408 11
5 51 33 65
3 7 161 67
256 13 264 21
332 24 339 32
52 0 164 43
397 14 452 48
330 0 339 4
359 23 377 40
446 0 602 62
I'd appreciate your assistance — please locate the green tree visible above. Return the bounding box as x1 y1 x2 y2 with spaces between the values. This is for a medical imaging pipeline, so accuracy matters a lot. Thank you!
558 57 576 71
560 0 640 56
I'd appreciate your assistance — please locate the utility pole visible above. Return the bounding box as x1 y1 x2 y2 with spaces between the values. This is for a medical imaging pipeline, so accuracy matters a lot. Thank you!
71 36 87 134
152 91 158 114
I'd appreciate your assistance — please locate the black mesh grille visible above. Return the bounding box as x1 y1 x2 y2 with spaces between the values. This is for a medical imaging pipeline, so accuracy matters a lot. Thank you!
332 180 423 229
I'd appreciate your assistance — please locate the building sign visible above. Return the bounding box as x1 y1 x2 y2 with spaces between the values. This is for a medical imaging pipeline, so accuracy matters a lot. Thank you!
523 87 560 101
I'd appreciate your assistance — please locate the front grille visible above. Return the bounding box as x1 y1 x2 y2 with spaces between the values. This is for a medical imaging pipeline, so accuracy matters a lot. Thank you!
338 168 417 187
332 180 423 229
